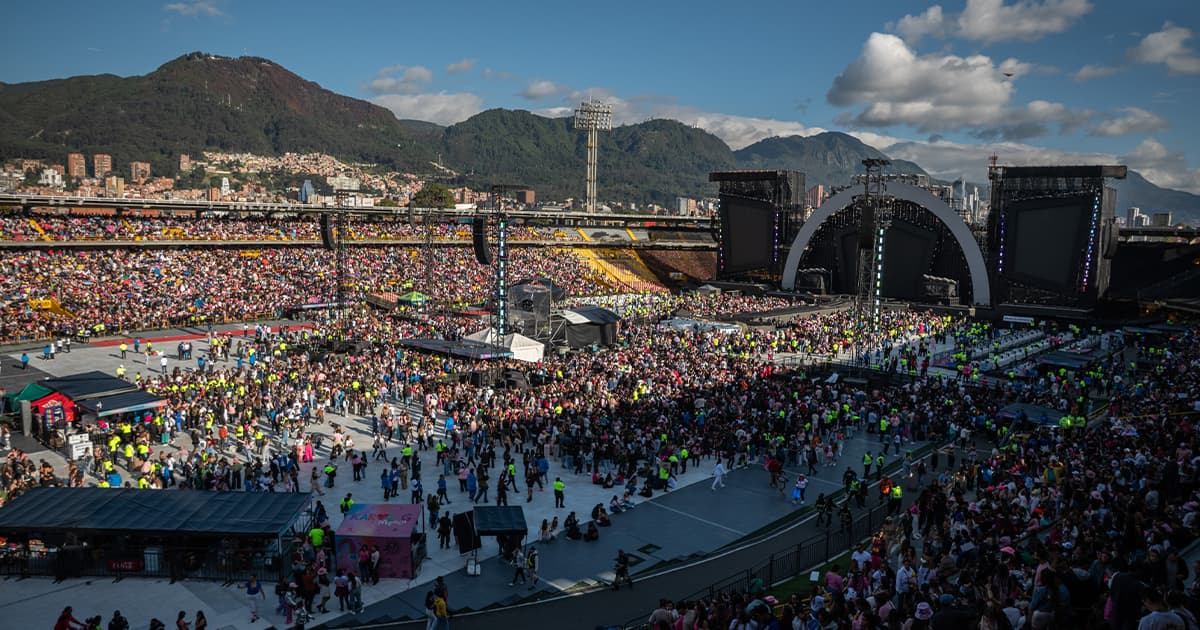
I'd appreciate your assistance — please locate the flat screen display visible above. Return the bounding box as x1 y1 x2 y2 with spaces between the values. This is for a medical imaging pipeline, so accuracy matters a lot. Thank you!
719 195 775 274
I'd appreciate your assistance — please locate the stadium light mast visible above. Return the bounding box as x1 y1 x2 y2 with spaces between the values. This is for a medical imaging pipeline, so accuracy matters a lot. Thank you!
574 100 612 214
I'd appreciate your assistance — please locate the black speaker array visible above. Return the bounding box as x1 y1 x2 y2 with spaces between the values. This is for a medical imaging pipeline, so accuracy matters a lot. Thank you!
472 217 492 265
319 214 335 251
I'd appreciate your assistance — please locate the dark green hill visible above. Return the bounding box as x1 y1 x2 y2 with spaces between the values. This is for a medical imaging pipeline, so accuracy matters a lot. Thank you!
733 132 927 186
0 52 434 175
440 110 736 203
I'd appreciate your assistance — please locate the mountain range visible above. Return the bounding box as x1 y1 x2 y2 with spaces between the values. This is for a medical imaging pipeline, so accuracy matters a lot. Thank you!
1 52 1196 222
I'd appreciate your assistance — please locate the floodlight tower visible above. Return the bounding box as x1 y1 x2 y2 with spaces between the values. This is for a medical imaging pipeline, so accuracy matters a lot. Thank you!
574 100 612 214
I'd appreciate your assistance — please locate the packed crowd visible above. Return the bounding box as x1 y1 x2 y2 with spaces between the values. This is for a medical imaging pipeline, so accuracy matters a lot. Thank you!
0 245 615 343
637 325 1200 629
0 212 577 244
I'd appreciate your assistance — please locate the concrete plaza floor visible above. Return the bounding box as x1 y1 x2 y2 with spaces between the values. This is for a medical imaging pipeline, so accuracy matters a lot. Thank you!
1 324 929 630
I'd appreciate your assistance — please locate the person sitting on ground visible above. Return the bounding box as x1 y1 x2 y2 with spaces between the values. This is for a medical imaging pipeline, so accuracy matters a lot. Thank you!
563 512 582 540
609 495 624 514
538 519 554 543
592 503 612 526
602 472 615 489
620 491 637 510
584 521 601 542
638 481 654 498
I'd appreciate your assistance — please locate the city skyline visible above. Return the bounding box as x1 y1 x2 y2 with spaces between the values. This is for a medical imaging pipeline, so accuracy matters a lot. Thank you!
1 0 1198 192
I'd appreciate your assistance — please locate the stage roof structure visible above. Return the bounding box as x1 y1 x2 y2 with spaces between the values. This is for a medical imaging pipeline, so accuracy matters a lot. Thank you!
0 488 309 537
40 371 137 400
75 391 169 418
396 338 513 360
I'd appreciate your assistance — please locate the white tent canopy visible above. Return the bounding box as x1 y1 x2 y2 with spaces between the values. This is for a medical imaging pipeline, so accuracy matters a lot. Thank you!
465 329 545 362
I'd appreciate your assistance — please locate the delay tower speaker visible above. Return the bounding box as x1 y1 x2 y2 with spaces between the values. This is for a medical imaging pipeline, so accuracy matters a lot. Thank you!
472 218 492 265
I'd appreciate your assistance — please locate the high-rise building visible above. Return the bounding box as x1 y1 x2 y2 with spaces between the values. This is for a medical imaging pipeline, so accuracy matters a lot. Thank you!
804 185 827 209
38 168 64 188
1126 207 1143 226
104 175 125 198
516 189 536 205
66 153 87 179
179 154 191 173
129 161 152 182
674 197 691 214
1151 212 1173 227
300 180 316 204
93 154 112 178
220 177 231 197
208 187 221 202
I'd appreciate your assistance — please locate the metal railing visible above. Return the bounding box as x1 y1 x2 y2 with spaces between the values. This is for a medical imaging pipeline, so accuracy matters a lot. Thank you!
613 499 896 629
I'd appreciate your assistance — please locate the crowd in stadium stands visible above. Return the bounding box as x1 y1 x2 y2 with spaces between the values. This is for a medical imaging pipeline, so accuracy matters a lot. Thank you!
0 213 577 243
634 327 1200 630
0 246 612 343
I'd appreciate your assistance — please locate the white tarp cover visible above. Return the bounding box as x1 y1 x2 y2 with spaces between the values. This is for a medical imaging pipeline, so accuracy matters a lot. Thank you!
465 329 545 362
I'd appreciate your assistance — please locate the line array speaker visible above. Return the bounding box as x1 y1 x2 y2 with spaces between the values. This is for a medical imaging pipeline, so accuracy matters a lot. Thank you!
320 213 335 251
472 218 492 265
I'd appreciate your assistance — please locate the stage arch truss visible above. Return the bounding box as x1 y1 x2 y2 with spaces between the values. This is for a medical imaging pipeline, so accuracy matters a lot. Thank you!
781 182 991 307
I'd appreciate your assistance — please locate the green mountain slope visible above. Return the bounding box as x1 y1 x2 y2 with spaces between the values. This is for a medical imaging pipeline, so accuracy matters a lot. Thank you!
0 52 434 175
733 132 927 187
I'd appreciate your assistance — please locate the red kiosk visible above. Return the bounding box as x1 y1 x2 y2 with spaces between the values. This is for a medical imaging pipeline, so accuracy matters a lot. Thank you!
334 504 426 579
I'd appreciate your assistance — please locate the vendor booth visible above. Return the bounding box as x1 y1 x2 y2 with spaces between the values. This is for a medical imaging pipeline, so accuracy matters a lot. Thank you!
0 488 309 582
335 504 426 579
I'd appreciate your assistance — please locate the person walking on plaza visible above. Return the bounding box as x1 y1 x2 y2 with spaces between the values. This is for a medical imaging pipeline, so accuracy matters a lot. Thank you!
612 549 633 590
509 546 528 586
526 545 539 589
120 342 127 359
711 460 727 490
239 574 267 623
20 352 28 370
553 477 565 508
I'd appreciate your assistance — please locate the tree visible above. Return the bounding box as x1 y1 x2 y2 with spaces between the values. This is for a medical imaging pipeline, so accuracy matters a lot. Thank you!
409 183 455 209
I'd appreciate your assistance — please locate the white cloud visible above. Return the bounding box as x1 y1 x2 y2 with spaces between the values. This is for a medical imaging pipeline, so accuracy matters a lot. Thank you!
882 136 1116 184
1072 64 1121 81
827 33 1086 139
958 0 1092 44
890 5 947 43
163 0 222 16
367 65 433 95
446 58 476 74
1121 139 1200 194
1089 107 1168 137
890 0 1091 44
1129 22 1200 75
370 92 484 126
519 80 569 100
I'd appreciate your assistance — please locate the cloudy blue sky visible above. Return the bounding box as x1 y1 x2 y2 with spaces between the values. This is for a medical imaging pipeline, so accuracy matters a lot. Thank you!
2 0 1198 191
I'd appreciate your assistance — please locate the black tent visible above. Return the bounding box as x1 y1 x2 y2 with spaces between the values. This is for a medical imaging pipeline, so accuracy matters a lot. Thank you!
75 390 168 418
0 487 309 536
560 306 620 348
41 371 137 400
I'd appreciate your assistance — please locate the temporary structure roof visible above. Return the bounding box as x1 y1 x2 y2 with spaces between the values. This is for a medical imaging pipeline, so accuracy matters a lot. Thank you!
0 488 309 537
